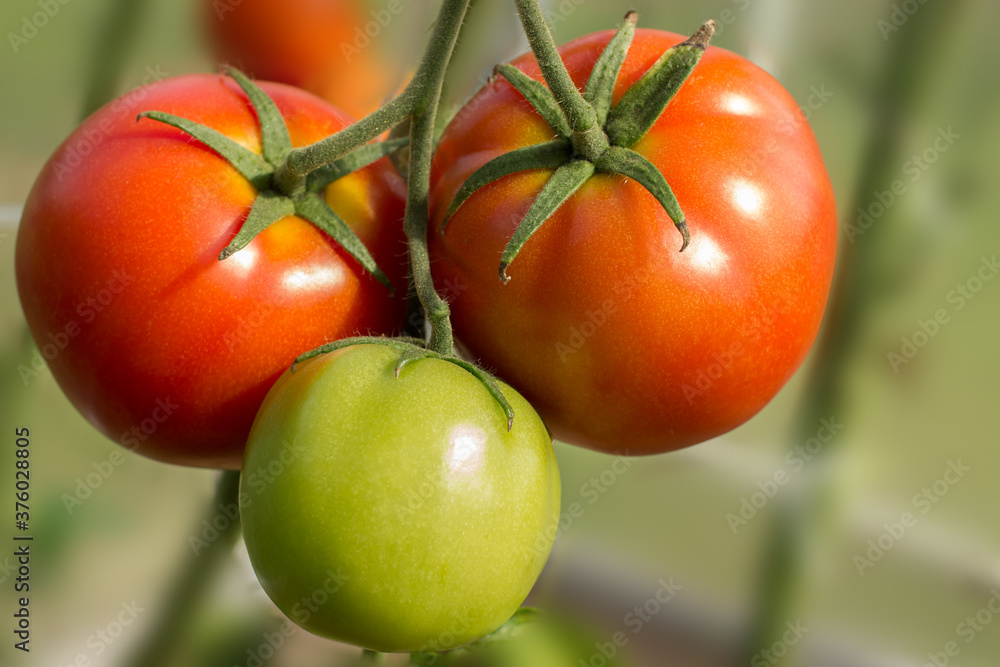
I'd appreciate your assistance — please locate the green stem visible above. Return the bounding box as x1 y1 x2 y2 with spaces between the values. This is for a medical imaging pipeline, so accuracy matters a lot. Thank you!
80 0 150 119
362 649 388 663
125 471 241 667
280 91 417 181
513 0 607 159
283 0 477 180
740 1 970 664
402 0 472 356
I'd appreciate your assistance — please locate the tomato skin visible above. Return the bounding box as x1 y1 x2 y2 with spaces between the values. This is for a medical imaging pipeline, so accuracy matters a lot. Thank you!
15 74 407 469
241 344 561 653
205 0 391 119
429 30 837 455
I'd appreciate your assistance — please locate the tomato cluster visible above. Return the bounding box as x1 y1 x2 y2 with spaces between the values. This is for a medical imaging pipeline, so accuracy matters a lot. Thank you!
15 3 836 659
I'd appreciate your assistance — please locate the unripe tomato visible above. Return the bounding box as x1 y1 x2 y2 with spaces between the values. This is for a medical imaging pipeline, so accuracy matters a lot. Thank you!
429 29 837 455
15 75 407 469
240 344 561 653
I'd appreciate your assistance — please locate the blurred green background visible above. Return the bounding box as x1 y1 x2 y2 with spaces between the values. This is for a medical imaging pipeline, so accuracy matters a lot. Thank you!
2 0 999 665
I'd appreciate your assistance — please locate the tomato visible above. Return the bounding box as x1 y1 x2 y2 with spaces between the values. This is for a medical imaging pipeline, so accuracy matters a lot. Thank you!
429 29 837 455
15 74 407 469
240 344 561 653
205 0 392 118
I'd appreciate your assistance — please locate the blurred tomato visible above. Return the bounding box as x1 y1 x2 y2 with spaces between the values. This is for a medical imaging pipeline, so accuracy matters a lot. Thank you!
205 0 393 118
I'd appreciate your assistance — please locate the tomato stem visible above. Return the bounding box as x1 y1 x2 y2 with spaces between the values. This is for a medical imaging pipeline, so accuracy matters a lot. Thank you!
277 0 472 356
512 0 609 161
279 90 418 179
397 0 474 356
281 0 475 179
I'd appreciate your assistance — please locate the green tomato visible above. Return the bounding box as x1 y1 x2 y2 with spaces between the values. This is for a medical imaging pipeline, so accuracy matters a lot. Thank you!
240 344 561 653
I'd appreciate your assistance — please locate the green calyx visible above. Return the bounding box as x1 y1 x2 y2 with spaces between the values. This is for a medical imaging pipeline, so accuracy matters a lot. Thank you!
137 68 406 294
292 337 516 432
441 14 716 280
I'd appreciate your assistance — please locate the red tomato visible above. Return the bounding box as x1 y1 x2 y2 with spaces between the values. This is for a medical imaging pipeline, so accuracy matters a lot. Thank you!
205 0 392 119
429 29 837 455
15 74 407 469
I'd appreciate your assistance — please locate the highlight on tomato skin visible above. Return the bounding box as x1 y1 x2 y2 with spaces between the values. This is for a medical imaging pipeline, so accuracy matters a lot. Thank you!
240 344 561 654
14 74 408 470
203 0 395 118
429 28 838 456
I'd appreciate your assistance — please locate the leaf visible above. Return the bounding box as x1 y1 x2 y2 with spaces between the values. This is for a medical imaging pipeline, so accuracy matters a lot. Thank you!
595 146 689 250
225 67 293 165
496 63 572 138
584 11 638 126
499 160 595 282
294 195 394 293
440 139 571 230
137 111 271 188
605 20 716 148
218 190 296 260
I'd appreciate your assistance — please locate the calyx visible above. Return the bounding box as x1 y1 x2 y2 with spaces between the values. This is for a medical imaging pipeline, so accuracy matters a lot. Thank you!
138 68 406 293
441 14 716 283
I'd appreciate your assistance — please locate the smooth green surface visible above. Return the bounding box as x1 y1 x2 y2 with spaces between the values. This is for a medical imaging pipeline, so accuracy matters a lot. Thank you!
240 345 561 653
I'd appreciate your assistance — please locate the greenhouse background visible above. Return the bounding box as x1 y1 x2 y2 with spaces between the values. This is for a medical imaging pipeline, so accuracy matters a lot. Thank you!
2 0 1000 665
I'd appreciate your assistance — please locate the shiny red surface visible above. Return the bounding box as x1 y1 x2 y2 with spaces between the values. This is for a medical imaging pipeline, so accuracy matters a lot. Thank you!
16 75 407 468
430 30 838 455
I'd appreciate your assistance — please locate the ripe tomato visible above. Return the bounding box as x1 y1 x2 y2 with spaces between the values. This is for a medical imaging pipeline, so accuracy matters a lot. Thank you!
15 74 407 469
205 0 392 118
240 344 561 653
429 29 837 455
